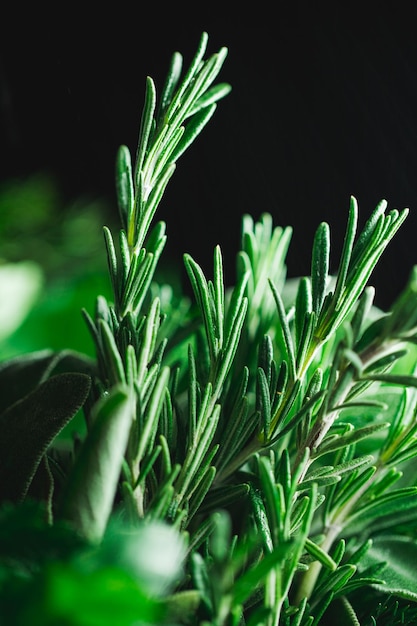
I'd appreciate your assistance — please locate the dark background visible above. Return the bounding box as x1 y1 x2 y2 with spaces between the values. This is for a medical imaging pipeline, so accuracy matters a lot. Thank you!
2 5 417 310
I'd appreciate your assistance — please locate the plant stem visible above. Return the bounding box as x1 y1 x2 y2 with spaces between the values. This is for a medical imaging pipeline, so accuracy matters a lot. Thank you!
294 465 380 605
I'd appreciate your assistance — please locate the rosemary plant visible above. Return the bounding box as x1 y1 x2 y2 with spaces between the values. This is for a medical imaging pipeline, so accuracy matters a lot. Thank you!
2 32 417 625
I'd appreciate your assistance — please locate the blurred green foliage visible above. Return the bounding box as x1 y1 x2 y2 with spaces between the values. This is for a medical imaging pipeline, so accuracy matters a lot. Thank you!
0 173 113 358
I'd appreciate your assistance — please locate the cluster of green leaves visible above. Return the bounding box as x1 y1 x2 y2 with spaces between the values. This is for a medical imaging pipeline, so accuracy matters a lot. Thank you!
2 32 417 625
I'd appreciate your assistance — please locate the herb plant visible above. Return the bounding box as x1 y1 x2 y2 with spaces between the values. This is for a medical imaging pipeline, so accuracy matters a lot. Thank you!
1 32 417 625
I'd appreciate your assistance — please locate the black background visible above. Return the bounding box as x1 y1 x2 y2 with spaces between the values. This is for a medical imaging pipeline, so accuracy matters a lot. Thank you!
2 5 417 309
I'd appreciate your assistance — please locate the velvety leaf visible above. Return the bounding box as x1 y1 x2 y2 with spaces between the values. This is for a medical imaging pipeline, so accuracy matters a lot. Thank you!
358 535 417 602
58 385 134 543
0 373 91 503
0 349 55 414
0 349 96 415
25 456 54 521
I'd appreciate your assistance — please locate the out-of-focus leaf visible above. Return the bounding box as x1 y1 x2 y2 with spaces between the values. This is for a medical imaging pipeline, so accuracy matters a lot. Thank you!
99 519 187 595
0 500 86 570
0 261 43 342
20 562 165 626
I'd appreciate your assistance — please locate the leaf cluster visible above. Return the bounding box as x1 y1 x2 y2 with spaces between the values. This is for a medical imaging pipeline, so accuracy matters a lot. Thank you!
1 32 417 625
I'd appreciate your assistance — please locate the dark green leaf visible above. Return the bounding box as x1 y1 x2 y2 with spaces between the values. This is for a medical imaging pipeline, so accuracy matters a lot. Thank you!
0 373 91 503
0 350 54 413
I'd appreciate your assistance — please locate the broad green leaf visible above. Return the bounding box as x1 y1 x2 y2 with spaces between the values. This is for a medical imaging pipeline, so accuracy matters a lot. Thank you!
0 350 55 414
0 373 91 503
358 535 417 602
58 385 134 542
0 349 94 415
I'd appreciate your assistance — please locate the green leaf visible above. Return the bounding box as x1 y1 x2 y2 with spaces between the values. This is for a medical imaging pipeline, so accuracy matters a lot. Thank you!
0 350 53 413
345 487 417 534
103 226 119 306
136 366 170 463
165 32 210 119
134 76 157 190
188 82 232 115
362 373 417 388
348 199 387 273
169 102 217 162
58 385 134 543
184 253 217 362
311 221 330 314
314 563 356 598
98 319 126 385
158 51 183 120
305 455 375 482
0 349 91 414
232 540 295 606
304 537 338 571
257 367 272 435
269 278 296 381
295 277 313 333
115 145 134 231
332 196 358 305
26 562 166 626
358 535 417 602
317 421 390 456
0 373 91 503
